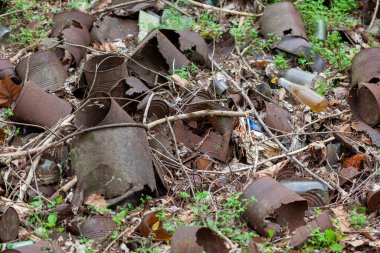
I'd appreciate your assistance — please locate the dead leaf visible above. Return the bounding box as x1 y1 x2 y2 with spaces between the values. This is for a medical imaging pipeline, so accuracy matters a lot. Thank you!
257 159 289 178
0 75 22 107
84 193 108 213
307 141 327 165
331 205 351 232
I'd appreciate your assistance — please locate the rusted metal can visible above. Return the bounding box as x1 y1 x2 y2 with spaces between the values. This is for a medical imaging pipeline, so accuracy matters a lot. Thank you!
351 47 380 87
53 10 95 31
241 176 307 237
83 54 127 95
367 189 380 212
12 80 72 128
356 82 380 126
74 92 134 128
15 50 68 92
79 216 116 240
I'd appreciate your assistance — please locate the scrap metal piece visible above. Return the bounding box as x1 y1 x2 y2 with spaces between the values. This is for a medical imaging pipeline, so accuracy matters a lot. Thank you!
289 211 333 248
357 83 380 126
12 80 72 128
57 24 91 66
170 226 228 253
137 95 170 122
0 207 19 242
71 94 156 198
15 50 68 92
338 166 361 186
241 176 307 237
112 1 155 17
128 29 190 86
173 93 236 163
83 54 127 95
37 157 61 185
110 76 150 107
264 102 293 133
0 25 10 44
74 92 134 128
90 16 138 43
300 190 327 208
160 29 209 66
3 240 64 253
350 50 380 132
53 10 95 31
261 2 307 39
351 48 380 87
79 216 117 240
367 190 380 212
276 166 296 180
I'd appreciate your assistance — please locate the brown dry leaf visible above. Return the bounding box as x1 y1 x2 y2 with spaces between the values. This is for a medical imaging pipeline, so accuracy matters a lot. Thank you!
84 193 108 213
94 0 110 9
307 141 327 165
0 75 22 107
257 159 289 178
331 205 351 232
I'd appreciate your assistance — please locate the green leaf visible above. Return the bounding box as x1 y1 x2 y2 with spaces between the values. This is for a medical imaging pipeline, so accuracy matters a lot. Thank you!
46 214 57 228
324 229 336 242
329 243 343 252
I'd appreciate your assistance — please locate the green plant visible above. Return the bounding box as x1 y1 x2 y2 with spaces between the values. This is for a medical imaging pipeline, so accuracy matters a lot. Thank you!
348 208 370 229
1 108 20 137
160 7 194 30
302 228 343 252
168 191 257 246
230 17 258 46
274 53 289 69
0 0 51 46
67 0 96 11
173 63 198 78
194 12 223 40
78 237 99 253
315 81 333 95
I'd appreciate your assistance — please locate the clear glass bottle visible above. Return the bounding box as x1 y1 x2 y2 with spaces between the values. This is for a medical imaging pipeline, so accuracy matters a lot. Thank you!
283 68 326 88
278 78 328 112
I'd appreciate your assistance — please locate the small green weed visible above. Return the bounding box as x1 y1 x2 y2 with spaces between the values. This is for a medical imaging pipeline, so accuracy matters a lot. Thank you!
274 53 289 69
302 228 343 252
230 17 258 46
1 108 20 137
167 191 257 246
67 0 96 11
173 63 198 78
195 12 223 40
160 7 194 30
315 81 333 95
0 0 51 46
348 208 370 229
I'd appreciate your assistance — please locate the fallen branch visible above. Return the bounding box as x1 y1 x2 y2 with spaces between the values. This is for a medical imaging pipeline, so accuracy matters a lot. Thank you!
186 0 262 17
369 0 380 30
147 109 250 129
48 176 78 201
91 0 155 14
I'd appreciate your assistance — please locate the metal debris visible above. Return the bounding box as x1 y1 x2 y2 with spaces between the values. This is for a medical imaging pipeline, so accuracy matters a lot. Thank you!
171 226 228 253
15 50 68 92
12 80 72 128
241 176 308 237
91 16 138 43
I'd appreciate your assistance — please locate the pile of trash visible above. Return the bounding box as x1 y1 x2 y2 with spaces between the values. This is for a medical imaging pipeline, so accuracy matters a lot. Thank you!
0 0 379 252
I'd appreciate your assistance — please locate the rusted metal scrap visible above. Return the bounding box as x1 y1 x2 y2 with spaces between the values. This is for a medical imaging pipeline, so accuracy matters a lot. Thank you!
281 180 329 207
12 80 72 128
261 1 307 39
110 76 150 109
289 211 334 248
15 50 68 92
56 22 91 66
127 29 208 86
170 226 228 253
349 48 380 146
241 176 308 237
172 92 237 163
264 101 293 133
53 10 95 33
83 54 128 95
90 16 138 43
71 94 156 198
